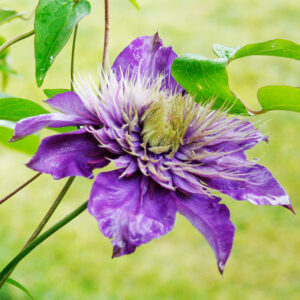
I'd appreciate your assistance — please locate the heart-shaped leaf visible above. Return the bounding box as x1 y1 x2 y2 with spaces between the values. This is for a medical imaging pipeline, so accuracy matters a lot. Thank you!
257 85 300 113
171 54 248 115
34 0 91 87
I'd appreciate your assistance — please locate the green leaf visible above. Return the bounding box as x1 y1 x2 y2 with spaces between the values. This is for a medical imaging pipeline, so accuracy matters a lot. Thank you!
212 44 240 60
0 97 76 133
0 8 20 25
0 36 9 59
213 39 300 62
257 85 300 113
34 0 91 87
44 88 70 98
171 54 248 115
0 97 49 122
0 120 39 155
0 63 18 75
6 278 33 299
128 0 140 9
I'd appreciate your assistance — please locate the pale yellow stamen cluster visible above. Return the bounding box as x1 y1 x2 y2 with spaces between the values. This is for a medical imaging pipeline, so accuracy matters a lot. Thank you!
141 94 197 157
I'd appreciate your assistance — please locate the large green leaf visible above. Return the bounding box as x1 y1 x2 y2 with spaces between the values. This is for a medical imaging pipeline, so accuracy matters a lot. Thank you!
171 54 248 115
34 0 91 87
6 278 33 299
257 85 300 113
44 88 70 98
213 39 300 62
0 97 76 133
0 8 20 25
0 120 39 155
0 97 49 122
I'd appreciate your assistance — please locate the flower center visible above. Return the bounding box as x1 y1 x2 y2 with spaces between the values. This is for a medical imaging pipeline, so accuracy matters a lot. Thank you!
141 94 196 156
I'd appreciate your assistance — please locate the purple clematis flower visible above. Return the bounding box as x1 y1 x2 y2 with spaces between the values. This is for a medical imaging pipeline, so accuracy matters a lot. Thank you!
12 33 292 274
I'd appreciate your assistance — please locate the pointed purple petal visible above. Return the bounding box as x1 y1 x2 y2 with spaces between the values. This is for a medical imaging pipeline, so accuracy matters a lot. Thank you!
27 129 109 179
175 193 235 274
203 163 290 207
12 113 95 141
46 91 98 122
88 171 176 256
112 33 183 93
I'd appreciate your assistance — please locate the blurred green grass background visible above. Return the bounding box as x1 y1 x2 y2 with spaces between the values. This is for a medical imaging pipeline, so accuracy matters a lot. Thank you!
0 0 300 299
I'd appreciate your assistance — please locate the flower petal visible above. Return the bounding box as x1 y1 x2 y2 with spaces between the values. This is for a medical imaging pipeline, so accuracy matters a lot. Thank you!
88 170 177 256
46 91 98 122
27 129 109 179
112 33 183 93
202 162 291 207
175 193 235 274
12 113 93 141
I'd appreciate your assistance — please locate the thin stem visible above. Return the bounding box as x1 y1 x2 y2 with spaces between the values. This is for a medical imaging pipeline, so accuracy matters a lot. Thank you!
0 176 75 288
70 25 79 91
0 29 35 56
25 176 75 245
102 0 110 72
0 173 42 206
0 200 88 284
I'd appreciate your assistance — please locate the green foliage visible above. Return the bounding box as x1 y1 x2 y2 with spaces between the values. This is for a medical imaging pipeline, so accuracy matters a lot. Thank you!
258 85 300 113
6 278 33 299
173 39 300 115
0 97 49 122
0 37 13 90
0 0 300 299
213 39 300 62
0 97 75 137
0 36 9 59
171 54 248 114
0 120 39 155
128 0 140 9
0 8 20 25
34 0 91 87
44 88 70 98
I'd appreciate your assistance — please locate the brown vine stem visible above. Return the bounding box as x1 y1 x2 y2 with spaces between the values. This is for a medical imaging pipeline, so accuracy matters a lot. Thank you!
0 173 42 206
102 0 110 72
0 29 35 56
0 176 75 288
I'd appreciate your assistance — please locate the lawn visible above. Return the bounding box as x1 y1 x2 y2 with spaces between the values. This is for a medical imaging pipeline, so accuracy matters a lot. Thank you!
0 0 300 299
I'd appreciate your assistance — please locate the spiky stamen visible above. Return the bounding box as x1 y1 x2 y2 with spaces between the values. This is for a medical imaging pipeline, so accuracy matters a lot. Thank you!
142 94 197 156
